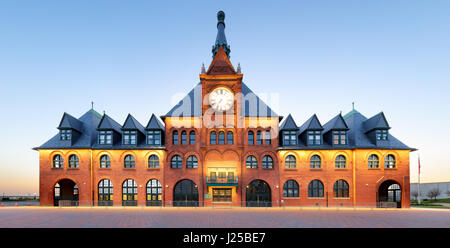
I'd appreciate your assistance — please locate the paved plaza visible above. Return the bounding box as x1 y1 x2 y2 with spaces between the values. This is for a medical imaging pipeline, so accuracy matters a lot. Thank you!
0 207 449 228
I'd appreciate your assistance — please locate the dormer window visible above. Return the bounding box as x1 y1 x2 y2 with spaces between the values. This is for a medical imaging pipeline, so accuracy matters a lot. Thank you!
307 131 321 145
283 131 297 146
60 129 72 141
147 130 161 145
123 130 137 145
376 129 388 140
99 131 113 145
333 131 347 145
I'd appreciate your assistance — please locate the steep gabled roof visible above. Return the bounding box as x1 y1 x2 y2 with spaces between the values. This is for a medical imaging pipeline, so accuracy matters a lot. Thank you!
241 82 279 118
363 112 390 133
37 109 102 149
279 114 298 130
146 114 165 130
58 112 83 132
298 114 323 133
322 113 349 133
206 46 236 75
122 114 146 133
344 109 410 150
162 82 202 119
97 113 122 133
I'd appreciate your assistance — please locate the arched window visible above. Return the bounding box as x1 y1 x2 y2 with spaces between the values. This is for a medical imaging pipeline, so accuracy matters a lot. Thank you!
310 155 321 169
100 155 111 168
246 155 258 169
98 179 113 206
248 131 254 145
265 130 271 145
124 155 135 168
333 179 349 198
186 155 198 168
181 131 187 145
285 155 296 169
308 180 324 197
53 154 63 168
172 131 178 145
68 154 79 168
227 131 234 145
262 155 273 169
148 155 159 168
122 179 137 206
283 180 299 198
368 154 379 168
385 154 396 168
256 131 262 145
189 131 196 145
335 155 346 169
146 179 162 206
218 131 225 145
210 131 217 145
171 155 182 168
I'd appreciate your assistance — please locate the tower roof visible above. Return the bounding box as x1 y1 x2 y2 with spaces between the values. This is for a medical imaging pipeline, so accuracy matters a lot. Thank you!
212 10 230 58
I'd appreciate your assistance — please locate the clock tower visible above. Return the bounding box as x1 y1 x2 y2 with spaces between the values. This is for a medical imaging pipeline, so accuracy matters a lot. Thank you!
200 11 243 129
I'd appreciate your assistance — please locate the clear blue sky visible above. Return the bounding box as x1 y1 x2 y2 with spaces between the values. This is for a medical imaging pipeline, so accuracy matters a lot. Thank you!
0 0 449 195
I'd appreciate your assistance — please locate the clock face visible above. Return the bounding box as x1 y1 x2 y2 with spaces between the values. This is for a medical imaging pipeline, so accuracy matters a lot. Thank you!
209 87 234 112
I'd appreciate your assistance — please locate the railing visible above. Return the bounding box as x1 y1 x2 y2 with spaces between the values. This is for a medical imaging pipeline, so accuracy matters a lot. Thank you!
206 176 238 185
3 200 407 209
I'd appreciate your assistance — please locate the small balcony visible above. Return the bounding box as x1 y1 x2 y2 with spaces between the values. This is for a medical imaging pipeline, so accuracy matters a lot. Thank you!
206 176 238 187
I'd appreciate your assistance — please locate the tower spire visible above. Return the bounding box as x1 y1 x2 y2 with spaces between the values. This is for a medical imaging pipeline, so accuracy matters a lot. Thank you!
212 10 230 58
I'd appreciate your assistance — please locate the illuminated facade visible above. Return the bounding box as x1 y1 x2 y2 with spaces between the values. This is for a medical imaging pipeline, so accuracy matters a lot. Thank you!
35 11 414 208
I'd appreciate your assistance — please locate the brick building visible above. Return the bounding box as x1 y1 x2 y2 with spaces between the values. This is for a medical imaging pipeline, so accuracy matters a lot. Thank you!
35 11 415 208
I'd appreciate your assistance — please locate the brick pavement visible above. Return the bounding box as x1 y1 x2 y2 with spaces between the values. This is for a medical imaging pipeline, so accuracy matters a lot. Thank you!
0 207 449 228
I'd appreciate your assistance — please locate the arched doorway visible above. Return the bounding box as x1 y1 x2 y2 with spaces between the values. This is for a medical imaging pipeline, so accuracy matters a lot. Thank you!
378 180 402 208
246 180 271 207
54 179 79 206
173 179 199 207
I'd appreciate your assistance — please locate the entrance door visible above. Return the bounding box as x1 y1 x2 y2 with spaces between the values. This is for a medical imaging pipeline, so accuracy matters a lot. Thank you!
213 188 232 202
173 179 199 207
246 180 271 207
54 179 79 206
378 180 402 208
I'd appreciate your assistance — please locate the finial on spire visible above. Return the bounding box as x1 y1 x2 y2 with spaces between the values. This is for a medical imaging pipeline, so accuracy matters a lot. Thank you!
236 63 241 73
201 63 206 74
212 10 230 58
217 10 225 27
91 101 94 110
352 102 355 110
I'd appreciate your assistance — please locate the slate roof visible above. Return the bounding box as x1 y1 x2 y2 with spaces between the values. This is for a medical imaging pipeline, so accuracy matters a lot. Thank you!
241 82 279 118
146 114 165 130
162 83 202 119
36 109 102 149
97 113 122 133
122 114 146 134
278 109 414 151
162 82 279 119
279 114 298 130
58 113 83 132
362 112 390 133
35 109 166 150
298 114 323 134
322 113 349 133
